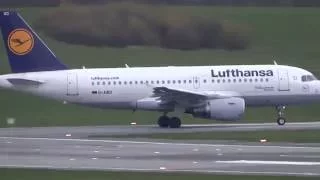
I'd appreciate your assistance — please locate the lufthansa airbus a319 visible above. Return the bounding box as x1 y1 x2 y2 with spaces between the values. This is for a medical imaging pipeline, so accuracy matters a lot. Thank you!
1 11 320 128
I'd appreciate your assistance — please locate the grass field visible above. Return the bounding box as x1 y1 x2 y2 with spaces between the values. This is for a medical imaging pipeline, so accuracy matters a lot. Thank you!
1 168 318 180
1 6 320 127
106 129 320 143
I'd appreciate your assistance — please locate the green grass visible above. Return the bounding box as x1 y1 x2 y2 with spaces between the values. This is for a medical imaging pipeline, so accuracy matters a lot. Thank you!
107 130 320 143
1 6 320 127
1 168 318 180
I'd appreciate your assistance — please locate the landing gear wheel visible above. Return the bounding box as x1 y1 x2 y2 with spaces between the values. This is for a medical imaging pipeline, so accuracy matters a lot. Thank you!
169 117 181 128
158 116 170 128
276 106 286 126
277 117 286 126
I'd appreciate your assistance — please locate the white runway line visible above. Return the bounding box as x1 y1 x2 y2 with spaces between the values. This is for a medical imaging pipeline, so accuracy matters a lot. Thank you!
1 164 319 177
216 160 320 166
2 136 320 150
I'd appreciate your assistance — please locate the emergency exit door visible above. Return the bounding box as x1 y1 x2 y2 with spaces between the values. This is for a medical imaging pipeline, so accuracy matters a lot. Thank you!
193 76 200 89
278 70 290 91
67 73 79 96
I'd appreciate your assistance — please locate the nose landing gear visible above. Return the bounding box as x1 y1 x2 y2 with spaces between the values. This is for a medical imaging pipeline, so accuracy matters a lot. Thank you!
276 106 286 126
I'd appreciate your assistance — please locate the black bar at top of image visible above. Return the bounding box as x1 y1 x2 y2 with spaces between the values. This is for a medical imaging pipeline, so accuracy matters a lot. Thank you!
0 0 60 7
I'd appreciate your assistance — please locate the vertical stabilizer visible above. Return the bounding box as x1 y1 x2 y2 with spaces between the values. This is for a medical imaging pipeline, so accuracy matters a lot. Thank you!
0 11 67 73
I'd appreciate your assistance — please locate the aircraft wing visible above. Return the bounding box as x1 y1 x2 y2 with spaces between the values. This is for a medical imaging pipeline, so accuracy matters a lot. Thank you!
152 86 241 107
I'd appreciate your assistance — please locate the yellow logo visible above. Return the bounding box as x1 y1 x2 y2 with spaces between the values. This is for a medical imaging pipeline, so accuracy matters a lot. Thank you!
8 28 34 55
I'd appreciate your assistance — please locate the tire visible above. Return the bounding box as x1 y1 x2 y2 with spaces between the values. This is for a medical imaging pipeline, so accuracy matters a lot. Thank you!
277 117 286 126
169 117 181 128
158 116 169 128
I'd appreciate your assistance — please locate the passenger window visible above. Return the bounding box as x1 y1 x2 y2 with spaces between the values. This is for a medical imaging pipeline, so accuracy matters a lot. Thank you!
167 80 171 84
92 82 94 86
135 81 138 84
108 82 111 85
203 79 207 83
233 79 236 83
222 79 225 83
189 80 192 83
212 79 215 83
124 81 127 85
113 81 116 85
244 79 247 82
173 80 176 84
178 80 181 84
183 80 187 84
217 79 220 83
228 79 231 83
129 81 132 85
162 80 165 84
97 82 100 85
102 81 106 85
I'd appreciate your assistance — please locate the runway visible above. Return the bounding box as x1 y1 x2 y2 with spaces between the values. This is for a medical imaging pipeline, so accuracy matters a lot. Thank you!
1 121 320 138
1 137 320 176
1 122 320 176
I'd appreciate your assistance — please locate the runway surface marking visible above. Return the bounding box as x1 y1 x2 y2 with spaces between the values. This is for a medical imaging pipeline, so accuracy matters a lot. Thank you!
1 123 320 177
216 160 320 166
1 136 320 150
1 122 320 138
1 165 319 177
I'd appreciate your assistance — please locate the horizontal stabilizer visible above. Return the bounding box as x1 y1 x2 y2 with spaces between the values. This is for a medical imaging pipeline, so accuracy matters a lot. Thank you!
7 78 44 86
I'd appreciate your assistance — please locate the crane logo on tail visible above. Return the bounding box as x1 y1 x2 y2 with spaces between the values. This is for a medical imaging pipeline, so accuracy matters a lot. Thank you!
8 28 34 55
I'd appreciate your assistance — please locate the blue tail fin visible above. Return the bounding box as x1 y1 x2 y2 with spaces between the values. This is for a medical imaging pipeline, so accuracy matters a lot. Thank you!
0 11 67 73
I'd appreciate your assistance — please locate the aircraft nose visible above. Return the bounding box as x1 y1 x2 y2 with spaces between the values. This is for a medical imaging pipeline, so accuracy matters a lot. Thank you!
313 80 320 94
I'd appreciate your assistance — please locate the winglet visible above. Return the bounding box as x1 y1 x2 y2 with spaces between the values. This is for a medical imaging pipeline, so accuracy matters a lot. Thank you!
125 64 130 68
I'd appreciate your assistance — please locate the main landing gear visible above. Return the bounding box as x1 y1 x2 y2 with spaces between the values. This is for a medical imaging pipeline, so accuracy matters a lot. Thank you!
158 115 181 128
276 106 286 126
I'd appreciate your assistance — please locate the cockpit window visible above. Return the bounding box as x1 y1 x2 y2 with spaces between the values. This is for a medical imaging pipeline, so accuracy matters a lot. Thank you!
301 75 317 82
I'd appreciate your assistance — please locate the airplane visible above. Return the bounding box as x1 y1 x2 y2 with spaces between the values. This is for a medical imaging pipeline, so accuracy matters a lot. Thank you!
0 11 320 128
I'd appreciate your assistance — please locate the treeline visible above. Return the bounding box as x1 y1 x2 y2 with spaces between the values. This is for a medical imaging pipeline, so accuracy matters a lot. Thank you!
66 0 320 7
0 0 60 7
35 3 250 50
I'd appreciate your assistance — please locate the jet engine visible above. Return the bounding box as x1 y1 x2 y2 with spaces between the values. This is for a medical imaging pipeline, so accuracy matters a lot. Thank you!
133 97 174 111
186 97 245 121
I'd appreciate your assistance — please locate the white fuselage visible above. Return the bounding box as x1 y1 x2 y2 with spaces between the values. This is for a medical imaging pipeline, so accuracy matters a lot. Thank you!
1 65 320 111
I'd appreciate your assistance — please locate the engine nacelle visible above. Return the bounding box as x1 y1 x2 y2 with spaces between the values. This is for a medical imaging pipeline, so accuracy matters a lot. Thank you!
133 97 173 111
187 97 245 121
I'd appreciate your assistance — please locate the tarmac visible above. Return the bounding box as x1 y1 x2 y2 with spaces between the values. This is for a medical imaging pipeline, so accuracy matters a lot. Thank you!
1 122 320 177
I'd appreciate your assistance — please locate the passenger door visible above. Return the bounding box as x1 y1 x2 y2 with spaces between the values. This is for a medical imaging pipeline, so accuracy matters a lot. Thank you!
67 73 79 96
278 70 290 91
